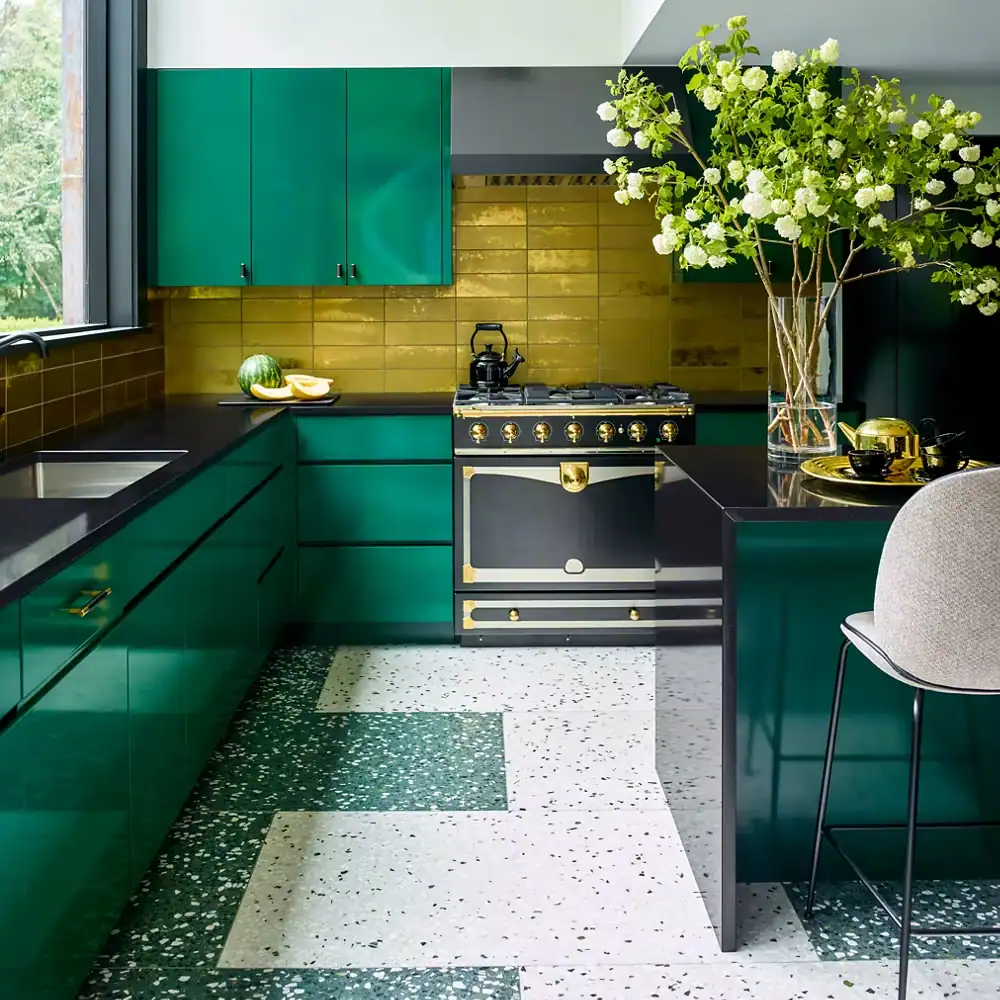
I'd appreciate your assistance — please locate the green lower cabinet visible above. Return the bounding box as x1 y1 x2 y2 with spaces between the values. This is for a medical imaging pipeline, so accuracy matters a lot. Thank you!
0 604 18 718
298 463 452 543
298 545 452 625
296 415 452 462
258 545 295 653
0 634 129 1000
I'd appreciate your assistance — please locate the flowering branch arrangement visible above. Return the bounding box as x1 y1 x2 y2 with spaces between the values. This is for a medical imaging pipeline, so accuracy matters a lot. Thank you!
597 15 1000 454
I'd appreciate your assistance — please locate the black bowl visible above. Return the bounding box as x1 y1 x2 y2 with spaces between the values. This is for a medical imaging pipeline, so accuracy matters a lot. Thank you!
848 448 893 480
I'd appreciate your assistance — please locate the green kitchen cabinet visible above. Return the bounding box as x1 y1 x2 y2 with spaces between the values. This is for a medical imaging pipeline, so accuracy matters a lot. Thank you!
296 414 452 462
695 407 861 446
0 604 18 718
0 633 129 1000
252 69 347 287
346 68 451 285
154 70 251 287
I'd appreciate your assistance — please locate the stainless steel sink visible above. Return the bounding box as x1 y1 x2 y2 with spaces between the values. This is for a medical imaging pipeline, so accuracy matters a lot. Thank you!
0 451 187 499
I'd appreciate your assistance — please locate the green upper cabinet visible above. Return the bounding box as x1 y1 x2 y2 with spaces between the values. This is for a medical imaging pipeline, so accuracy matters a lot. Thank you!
346 68 451 286
252 69 348 287
154 70 251 287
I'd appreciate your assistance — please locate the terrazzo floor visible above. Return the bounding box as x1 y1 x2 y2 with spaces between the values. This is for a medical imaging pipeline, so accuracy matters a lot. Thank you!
77 645 1000 999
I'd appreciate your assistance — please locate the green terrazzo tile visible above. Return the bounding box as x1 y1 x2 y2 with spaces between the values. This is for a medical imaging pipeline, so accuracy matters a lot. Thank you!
191 712 508 812
79 967 521 999
786 879 1000 960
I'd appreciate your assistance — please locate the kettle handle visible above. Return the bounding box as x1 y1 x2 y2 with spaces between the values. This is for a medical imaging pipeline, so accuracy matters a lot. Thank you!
471 322 508 357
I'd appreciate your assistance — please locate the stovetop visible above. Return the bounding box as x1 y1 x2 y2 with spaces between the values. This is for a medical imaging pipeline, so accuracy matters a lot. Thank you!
455 382 692 408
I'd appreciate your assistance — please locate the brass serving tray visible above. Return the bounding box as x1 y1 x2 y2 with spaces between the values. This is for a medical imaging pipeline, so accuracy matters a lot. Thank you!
800 455 991 487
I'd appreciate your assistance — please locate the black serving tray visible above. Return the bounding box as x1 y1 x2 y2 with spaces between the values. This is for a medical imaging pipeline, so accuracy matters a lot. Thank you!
217 394 340 407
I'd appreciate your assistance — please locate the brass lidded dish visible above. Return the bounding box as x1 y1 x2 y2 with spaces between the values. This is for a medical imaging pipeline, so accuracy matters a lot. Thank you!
801 454 991 487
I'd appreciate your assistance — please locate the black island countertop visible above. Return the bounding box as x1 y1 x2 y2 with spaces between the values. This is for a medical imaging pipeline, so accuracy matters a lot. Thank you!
661 445 903 521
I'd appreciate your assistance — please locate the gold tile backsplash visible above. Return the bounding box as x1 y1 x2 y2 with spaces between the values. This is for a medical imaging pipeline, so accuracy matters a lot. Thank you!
160 177 772 395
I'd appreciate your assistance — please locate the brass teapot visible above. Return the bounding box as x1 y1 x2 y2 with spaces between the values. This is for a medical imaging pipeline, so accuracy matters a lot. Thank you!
838 417 920 472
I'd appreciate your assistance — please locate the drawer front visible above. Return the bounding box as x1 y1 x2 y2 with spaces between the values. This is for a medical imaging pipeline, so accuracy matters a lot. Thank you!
296 415 452 462
298 464 451 543
223 420 287 505
0 604 18 718
298 544 452 623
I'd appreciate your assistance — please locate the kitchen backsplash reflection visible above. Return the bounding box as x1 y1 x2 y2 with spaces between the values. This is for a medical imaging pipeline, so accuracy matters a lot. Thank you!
158 176 772 395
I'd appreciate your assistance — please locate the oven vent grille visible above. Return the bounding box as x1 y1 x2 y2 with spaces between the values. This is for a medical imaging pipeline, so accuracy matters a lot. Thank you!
455 174 613 189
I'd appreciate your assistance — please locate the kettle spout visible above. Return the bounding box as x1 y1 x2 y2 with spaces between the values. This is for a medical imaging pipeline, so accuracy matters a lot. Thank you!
837 422 858 449
503 346 525 381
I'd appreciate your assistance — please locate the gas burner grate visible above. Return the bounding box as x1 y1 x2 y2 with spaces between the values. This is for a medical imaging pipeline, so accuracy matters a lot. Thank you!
455 384 525 406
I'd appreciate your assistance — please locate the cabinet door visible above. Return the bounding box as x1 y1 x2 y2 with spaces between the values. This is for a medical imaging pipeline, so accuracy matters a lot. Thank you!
346 68 449 285
252 69 348 287
155 69 251 287
0 604 18 718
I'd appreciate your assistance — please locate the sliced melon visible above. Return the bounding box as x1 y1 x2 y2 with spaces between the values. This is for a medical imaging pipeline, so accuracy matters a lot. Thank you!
285 373 333 388
250 383 295 401
288 380 331 400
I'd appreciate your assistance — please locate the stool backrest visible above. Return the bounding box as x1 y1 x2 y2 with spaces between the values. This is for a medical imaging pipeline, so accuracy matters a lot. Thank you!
874 466 1000 692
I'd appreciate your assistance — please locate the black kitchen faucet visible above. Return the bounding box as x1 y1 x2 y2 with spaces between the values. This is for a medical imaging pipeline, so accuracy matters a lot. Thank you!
0 330 50 420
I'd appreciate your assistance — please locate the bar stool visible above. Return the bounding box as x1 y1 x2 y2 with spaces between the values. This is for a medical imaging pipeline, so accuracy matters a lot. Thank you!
805 466 1000 1000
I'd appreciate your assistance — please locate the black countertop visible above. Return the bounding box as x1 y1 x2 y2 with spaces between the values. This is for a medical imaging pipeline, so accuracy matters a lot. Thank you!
661 446 903 521
216 392 454 415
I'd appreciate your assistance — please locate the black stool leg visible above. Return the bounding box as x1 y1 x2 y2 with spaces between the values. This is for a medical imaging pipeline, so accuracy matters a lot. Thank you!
898 688 925 1000
805 637 850 918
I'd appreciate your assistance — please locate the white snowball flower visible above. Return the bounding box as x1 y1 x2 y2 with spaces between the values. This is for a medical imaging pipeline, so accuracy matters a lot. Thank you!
979 301 999 316
911 119 932 140
954 166 976 185
626 115 642 129
875 184 894 201
722 72 742 94
775 215 802 240
819 38 840 63
960 145 981 162
771 198 791 214
741 191 771 219
772 49 798 74
746 168 768 193
701 86 723 111
925 178 946 195
626 171 644 190
959 288 980 304
708 255 727 269
976 182 994 196
634 130 651 150
607 128 631 147
652 233 674 255
742 67 768 92
728 160 745 181
716 59 734 76
939 132 959 152
854 187 877 209
802 167 822 186
613 190 630 205
827 139 845 158
971 230 993 247
977 278 998 294
986 199 1000 218
704 220 726 241
807 197 829 217
703 167 722 185
791 203 808 219
603 158 615 175
940 99 956 117
896 241 916 267
868 213 887 230
855 168 873 185
793 187 810 206
888 109 907 124
727 14 747 28
836 105 849 120
665 109 682 126
807 88 828 110
597 102 617 121
683 244 709 268
685 206 702 222
969 111 983 125
837 173 853 189
913 197 932 211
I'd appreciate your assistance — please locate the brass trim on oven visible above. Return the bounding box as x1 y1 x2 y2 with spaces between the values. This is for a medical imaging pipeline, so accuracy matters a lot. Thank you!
463 466 476 479
454 405 694 418
559 462 589 492
462 599 476 629
463 564 476 584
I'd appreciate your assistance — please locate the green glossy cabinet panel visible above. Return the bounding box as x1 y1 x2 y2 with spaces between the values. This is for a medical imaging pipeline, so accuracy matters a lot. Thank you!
695 408 860 446
298 544 452 623
0 635 129 1000
258 545 295 653
298 464 451 543
346 68 450 285
296 415 451 462
252 69 347 287
0 604 18 718
155 70 251 287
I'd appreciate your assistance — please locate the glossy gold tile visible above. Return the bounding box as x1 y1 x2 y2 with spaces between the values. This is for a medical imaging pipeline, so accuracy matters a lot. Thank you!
385 284 456 298
454 203 528 227
526 203 598 227
521 367 593 386
313 346 385 370
598 200 654 226
528 320 599 345
314 297 385 323
6 372 41 411
43 397 75 435
319 369 386 392
313 322 385 347
312 284 384 298
526 185 600 202
242 347 312 369
671 316 740 368
385 345 454 370
454 186 527 203
41 364 74 401
673 367 743 390
599 225 659 250
599 331 652 371
740 286 772 319
670 284 744 318
527 249 598 274
528 344 599 369
73 341 102 364
455 297 528 323
527 225 598 250
167 346 243 376
455 273 527 298
526 298 599 322
741 338 768 368
460 320 526 348
241 298 313 323
6 353 43 378
454 226 528 250
385 369 457 393
599 273 671 297
242 286 312 298
165 322 243 348
384 297 457 322
74 388 102 426
600 296 672 320
242 323 313 348
170 286 242 299
5 405 41 447
527 273 599 298
74 360 102 394
741 367 768 391
598 248 671 275
454 250 527 274
169 298 242 324
42 345 74 370
164 367 236 394
385 322 457 346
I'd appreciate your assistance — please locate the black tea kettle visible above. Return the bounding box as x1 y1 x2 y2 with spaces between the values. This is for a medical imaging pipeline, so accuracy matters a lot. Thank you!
469 323 525 390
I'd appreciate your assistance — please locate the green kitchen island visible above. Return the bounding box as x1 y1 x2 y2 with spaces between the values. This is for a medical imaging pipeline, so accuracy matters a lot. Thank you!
655 446 1000 950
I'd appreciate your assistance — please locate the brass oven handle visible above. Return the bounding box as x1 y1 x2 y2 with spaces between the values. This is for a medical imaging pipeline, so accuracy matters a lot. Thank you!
560 462 589 493
65 587 112 618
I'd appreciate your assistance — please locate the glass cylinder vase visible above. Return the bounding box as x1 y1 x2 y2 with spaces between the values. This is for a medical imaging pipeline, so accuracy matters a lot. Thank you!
767 295 838 466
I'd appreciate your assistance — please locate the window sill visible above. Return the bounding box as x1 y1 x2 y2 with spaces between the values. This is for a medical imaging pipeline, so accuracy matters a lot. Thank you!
1 325 153 356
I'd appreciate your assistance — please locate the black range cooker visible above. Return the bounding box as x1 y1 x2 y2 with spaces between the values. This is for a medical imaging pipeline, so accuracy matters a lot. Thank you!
453 381 720 644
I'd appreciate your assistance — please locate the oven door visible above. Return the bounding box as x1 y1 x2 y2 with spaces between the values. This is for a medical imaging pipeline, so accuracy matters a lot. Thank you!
456 453 654 591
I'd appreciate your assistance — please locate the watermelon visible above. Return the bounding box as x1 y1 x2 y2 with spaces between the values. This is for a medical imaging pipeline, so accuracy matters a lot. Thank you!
237 355 282 396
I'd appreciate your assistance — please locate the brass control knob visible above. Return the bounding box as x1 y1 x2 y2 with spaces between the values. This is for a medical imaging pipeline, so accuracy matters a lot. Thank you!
565 421 584 443
659 420 679 443
534 421 552 443
628 421 647 442
470 422 488 443
509 609 520 622
501 421 520 444
597 421 615 443
629 608 641 621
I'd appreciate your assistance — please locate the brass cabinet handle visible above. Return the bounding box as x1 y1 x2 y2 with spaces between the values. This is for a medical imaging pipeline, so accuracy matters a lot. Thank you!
65 587 112 617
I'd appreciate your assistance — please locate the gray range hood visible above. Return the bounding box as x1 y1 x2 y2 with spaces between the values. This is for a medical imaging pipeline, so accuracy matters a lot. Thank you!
451 66 693 175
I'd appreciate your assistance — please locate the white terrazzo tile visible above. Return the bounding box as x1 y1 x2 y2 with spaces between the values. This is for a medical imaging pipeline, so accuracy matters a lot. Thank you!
912 959 1000 997
655 644 722 711
736 883 818 962
317 645 654 713
219 809 723 969
504 710 667 811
